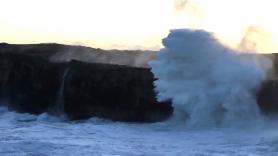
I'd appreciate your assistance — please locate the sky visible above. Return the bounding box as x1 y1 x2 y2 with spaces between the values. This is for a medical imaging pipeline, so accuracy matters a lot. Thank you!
0 0 278 52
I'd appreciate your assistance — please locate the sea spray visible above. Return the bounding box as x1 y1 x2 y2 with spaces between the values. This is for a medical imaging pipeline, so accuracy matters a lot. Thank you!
55 68 71 116
149 29 268 127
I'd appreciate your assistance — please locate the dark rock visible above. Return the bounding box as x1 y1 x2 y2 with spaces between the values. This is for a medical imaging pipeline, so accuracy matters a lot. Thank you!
256 53 278 114
0 43 173 122
0 52 66 114
64 60 172 122
257 80 278 114
0 43 156 67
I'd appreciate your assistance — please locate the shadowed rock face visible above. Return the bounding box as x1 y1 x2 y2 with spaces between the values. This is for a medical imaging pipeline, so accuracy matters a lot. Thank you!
257 53 278 114
0 52 65 114
257 80 278 114
64 61 172 121
0 43 173 122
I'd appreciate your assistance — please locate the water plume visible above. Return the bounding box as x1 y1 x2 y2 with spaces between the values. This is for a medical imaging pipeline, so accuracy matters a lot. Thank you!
174 0 190 12
149 29 269 127
238 26 277 53
173 0 202 16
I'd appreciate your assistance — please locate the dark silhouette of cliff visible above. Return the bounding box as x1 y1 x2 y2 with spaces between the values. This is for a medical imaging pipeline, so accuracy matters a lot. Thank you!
0 43 172 122
3 42 278 119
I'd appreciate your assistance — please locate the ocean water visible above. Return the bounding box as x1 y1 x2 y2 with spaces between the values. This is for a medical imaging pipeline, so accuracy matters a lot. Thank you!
0 106 278 156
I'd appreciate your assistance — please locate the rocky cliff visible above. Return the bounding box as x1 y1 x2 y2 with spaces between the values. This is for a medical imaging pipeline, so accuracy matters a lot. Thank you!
2 42 278 120
257 53 278 114
0 43 173 122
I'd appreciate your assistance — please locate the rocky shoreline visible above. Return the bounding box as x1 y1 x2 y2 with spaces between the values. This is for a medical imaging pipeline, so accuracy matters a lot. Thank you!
1 43 278 122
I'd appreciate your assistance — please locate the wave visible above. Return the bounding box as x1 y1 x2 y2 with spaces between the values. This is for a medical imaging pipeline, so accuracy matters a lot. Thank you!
149 29 272 127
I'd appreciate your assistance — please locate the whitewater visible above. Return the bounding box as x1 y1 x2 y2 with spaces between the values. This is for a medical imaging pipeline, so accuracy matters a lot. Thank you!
1 29 278 155
1 106 278 155
149 29 271 128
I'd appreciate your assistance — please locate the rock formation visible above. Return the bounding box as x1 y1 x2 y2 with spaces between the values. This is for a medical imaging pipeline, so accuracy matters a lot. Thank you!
0 43 173 122
3 42 278 119
257 79 278 113
257 53 278 114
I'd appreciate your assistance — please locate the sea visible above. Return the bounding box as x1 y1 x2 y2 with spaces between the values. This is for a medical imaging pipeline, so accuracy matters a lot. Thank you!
1 106 278 156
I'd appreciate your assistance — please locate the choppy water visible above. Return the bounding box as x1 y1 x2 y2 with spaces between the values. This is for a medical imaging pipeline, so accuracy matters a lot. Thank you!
0 107 278 156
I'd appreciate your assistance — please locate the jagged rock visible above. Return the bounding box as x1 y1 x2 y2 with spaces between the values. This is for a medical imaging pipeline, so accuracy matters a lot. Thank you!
0 43 173 122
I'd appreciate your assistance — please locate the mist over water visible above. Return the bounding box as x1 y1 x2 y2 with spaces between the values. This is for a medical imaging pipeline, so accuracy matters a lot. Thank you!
149 29 271 127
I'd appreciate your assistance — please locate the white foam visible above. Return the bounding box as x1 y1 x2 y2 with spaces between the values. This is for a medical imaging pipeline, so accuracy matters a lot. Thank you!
149 29 270 127
0 106 277 155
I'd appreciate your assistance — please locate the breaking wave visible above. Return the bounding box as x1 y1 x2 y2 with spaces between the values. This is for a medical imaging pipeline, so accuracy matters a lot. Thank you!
149 29 271 127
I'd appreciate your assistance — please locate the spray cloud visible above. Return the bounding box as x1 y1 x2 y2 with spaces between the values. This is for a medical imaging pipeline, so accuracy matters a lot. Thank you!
174 0 190 12
173 0 202 16
149 29 268 127
238 26 277 53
